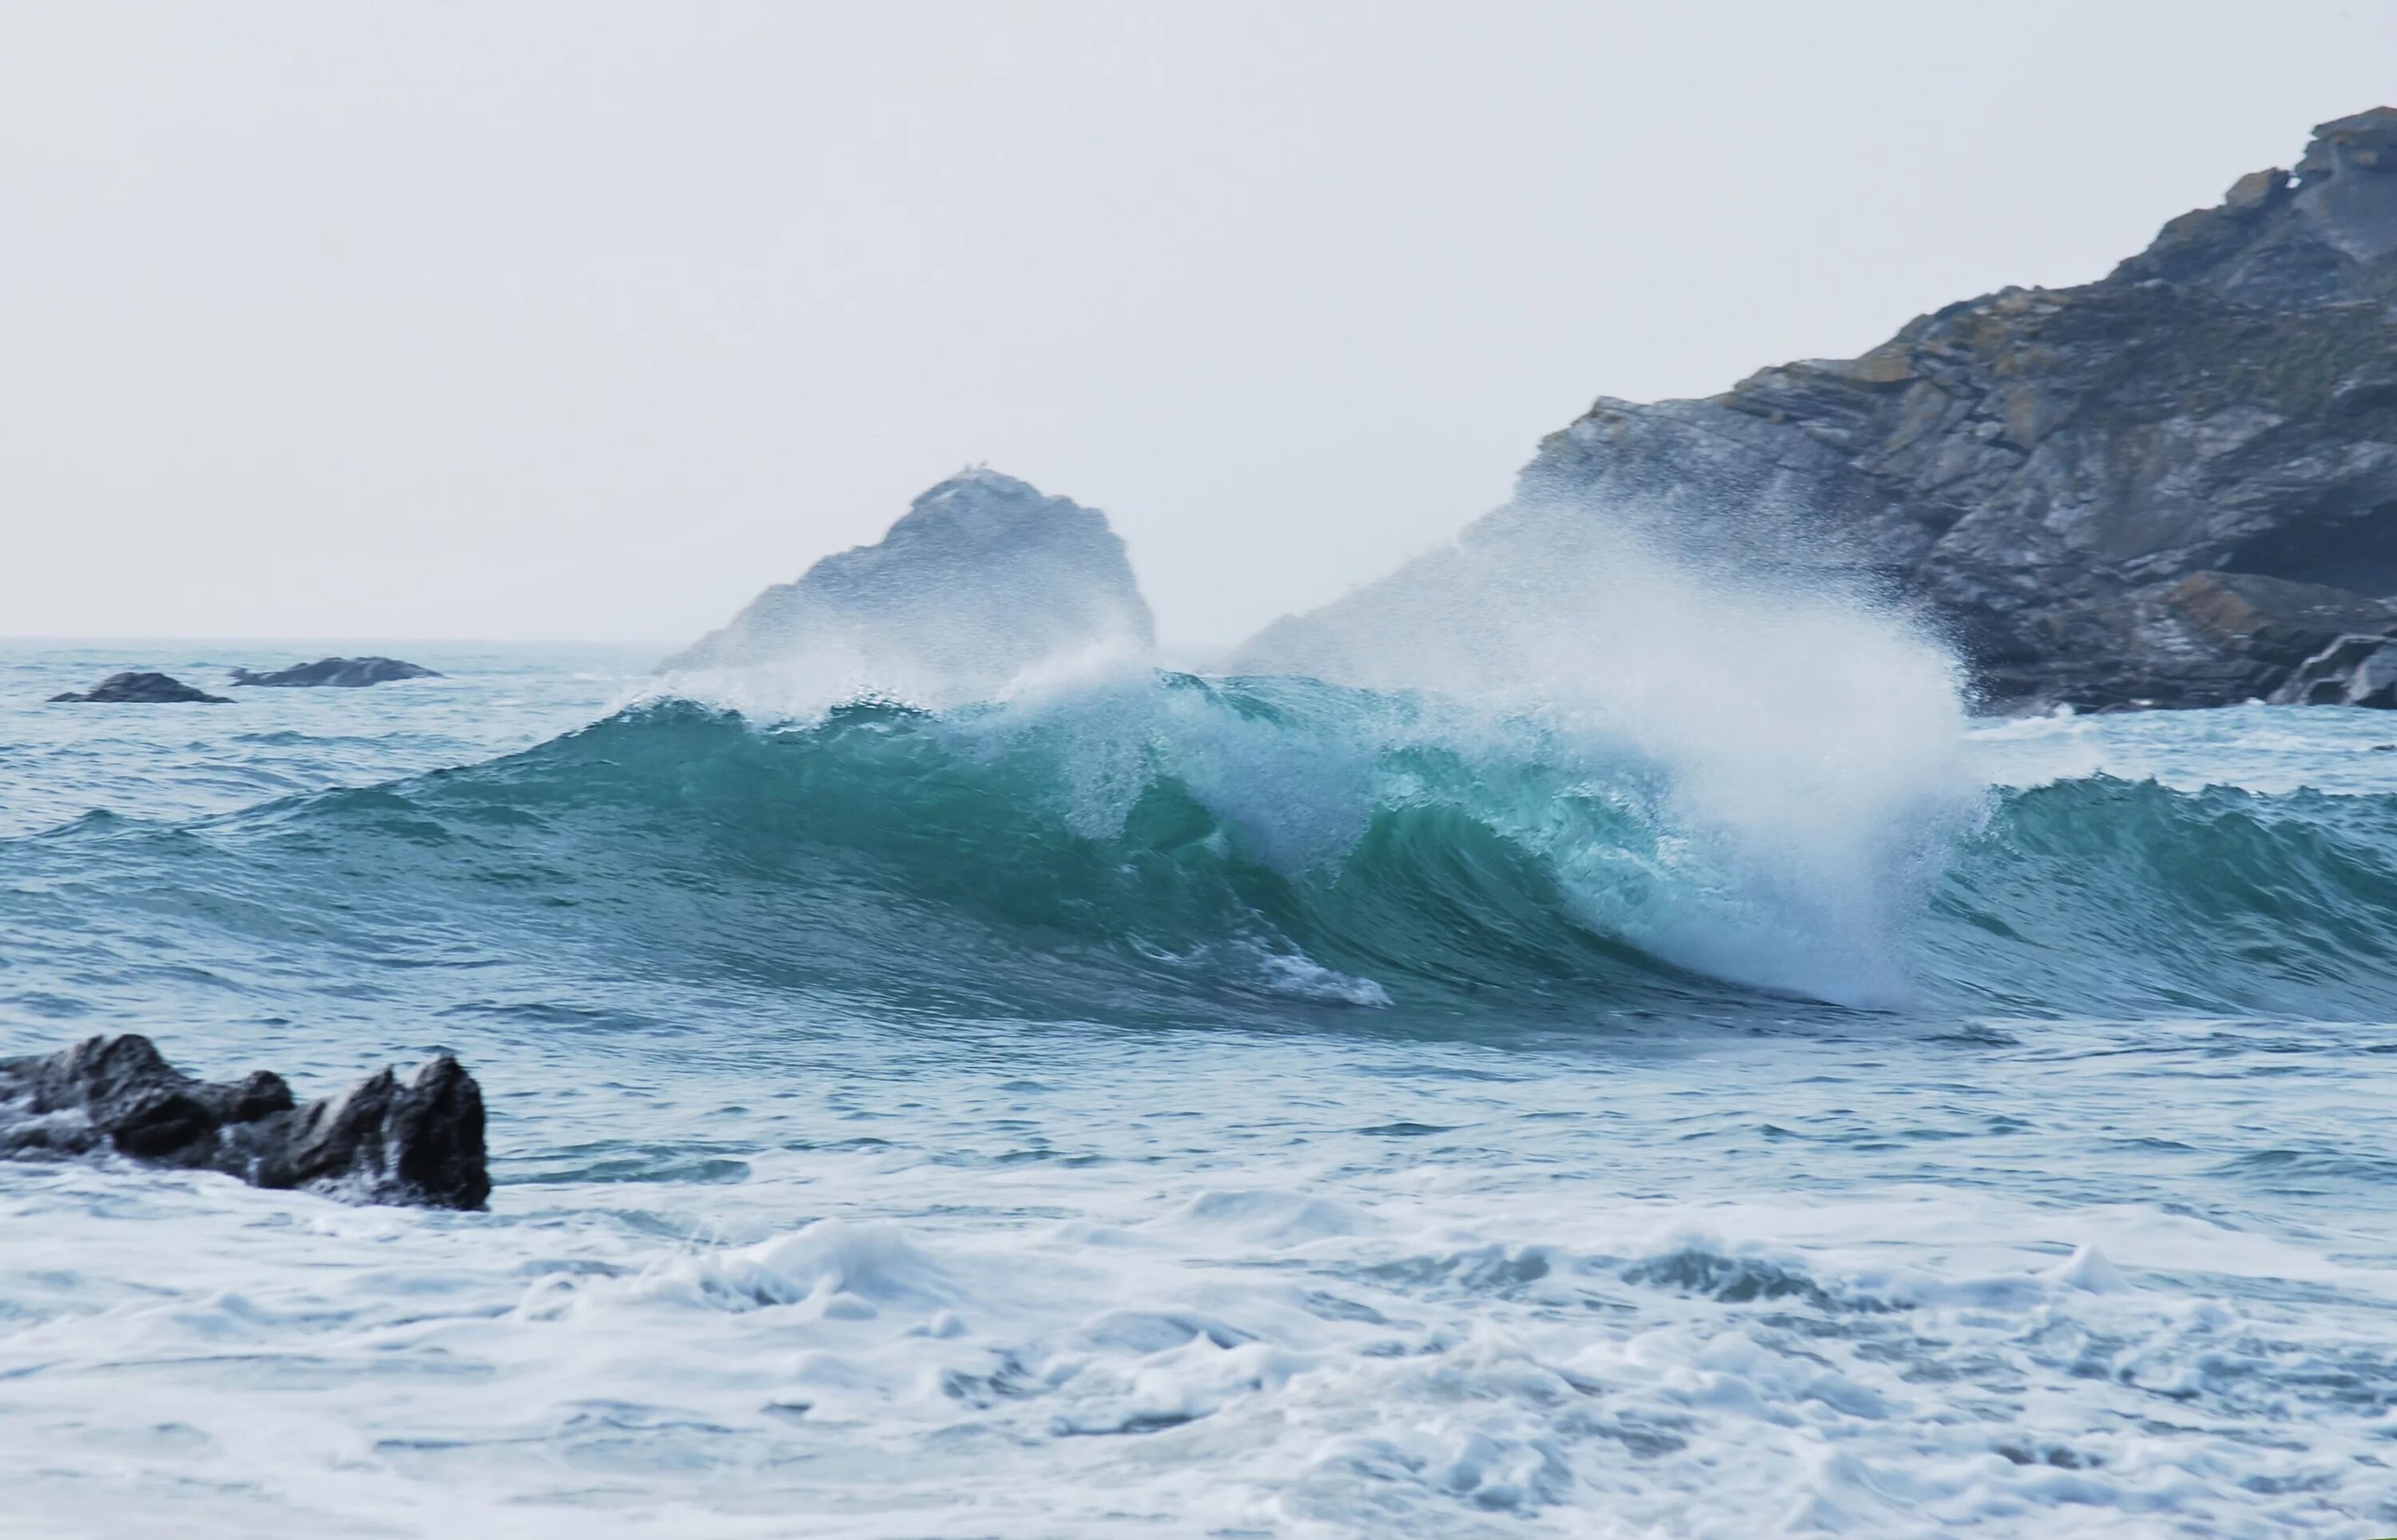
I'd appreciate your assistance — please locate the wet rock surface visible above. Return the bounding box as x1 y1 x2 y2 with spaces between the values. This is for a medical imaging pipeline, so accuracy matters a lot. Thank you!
0 1034 490 1209
230 657 442 688
47 672 232 705
2272 633 2397 708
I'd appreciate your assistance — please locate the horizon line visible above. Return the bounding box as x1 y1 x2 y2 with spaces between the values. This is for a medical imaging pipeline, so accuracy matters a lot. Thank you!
0 633 682 648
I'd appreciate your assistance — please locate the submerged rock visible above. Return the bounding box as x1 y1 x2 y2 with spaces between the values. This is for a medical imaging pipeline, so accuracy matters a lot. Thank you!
2270 633 2397 707
47 672 232 705
667 468 1155 700
0 1034 490 1209
1238 107 2397 712
230 657 442 688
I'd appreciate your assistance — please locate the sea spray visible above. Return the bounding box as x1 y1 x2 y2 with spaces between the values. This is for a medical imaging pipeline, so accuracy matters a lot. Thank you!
1226 492 1980 1004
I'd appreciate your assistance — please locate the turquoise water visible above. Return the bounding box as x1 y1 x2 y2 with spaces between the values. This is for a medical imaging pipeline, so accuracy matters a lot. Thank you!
3 643 2396 1537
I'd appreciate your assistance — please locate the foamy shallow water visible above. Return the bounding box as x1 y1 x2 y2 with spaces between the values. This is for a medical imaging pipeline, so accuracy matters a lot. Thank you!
9 1016 2395 1538
2 646 2395 1538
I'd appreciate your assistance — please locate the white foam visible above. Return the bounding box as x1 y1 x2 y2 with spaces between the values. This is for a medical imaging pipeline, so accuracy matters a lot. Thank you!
1971 701 2397 797
650 627 1156 724
1238 947 1392 1008
6 1068 2395 1538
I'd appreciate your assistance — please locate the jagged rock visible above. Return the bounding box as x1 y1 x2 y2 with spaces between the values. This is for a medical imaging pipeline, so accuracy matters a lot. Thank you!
230 657 442 688
2270 633 2397 707
2119 108 2397 302
1236 108 2397 712
47 672 232 705
0 1034 490 1209
667 468 1155 701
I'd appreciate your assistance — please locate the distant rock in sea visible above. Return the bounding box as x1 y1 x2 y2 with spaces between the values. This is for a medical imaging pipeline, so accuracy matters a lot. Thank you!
1234 107 2397 712
668 468 1155 701
231 657 442 688
0 1034 490 1210
48 671 231 705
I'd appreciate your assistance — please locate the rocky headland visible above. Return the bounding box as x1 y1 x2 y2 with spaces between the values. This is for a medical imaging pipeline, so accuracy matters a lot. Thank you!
669 468 1155 699
1241 108 2397 712
0 1034 490 1209
231 657 443 688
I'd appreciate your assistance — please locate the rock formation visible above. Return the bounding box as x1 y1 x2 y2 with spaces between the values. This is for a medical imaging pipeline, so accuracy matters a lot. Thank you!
0 1034 490 1209
48 672 232 704
231 657 443 688
2271 633 2397 708
1238 108 2397 712
667 469 1155 702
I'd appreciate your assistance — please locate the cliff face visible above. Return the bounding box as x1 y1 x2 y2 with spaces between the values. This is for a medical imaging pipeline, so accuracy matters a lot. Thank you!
670 469 1155 699
1250 108 2397 711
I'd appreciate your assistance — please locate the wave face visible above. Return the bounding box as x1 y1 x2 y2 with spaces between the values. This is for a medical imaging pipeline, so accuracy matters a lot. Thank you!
23 673 2397 1030
1930 774 2397 1021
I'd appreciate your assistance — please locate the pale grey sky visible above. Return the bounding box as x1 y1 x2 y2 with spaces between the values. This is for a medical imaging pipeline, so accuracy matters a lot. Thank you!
4 2 2391 648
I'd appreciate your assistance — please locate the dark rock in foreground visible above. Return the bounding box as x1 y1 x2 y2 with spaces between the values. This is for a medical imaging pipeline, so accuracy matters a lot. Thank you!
0 1034 490 1209
231 657 443 688
48 672 232 705
2272 634 2397 707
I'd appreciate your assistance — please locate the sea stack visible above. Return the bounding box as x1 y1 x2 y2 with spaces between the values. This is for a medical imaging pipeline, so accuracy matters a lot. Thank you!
667 468 1155 702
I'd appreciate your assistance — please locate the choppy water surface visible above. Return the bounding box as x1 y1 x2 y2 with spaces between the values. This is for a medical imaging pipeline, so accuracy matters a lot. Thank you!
3 645 2396 1538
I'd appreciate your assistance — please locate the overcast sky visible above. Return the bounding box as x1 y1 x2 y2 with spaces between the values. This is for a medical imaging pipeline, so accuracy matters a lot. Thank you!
5 2 2391 649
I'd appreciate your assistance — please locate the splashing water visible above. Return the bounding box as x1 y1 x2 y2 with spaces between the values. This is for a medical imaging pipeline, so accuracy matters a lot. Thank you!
1228 497 1979 1003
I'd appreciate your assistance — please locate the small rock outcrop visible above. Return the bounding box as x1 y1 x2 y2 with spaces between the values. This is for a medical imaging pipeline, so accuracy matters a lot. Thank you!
667 469 1155 701
1236 108 2397 712
2130 572 2397 705
230 657 443 688
47 672 232 705
2270 634 2397 707
0 1034 491 1209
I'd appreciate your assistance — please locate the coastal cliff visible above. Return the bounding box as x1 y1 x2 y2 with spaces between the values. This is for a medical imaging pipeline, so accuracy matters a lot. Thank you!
1245 108 2397 712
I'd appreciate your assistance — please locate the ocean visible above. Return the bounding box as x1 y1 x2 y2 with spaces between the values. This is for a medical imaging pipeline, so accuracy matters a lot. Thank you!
3 640 2395 1538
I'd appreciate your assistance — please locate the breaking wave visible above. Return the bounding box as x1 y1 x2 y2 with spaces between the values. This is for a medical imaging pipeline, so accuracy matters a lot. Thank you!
20 671 2396 1029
